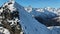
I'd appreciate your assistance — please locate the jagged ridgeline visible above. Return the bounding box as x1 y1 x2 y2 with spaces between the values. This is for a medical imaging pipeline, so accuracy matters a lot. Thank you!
0 1 22 34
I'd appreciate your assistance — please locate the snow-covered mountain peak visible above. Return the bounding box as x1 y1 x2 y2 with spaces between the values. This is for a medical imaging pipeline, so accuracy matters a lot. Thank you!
36 8 44 12
0 1 22 34
2 0 16 12
24 5 32 13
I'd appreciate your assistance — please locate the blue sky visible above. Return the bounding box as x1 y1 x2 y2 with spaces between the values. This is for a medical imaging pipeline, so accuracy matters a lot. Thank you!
0 0 60 8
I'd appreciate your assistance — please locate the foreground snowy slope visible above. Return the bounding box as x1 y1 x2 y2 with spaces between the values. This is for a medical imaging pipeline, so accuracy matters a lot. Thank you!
14 1 60 34
14 2 51 34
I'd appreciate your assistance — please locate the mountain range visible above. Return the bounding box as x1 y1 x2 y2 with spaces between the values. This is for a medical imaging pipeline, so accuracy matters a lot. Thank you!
0 0 60 34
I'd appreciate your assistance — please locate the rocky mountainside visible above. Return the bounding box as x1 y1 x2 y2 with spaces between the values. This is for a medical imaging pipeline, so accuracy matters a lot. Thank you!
0 0 22 34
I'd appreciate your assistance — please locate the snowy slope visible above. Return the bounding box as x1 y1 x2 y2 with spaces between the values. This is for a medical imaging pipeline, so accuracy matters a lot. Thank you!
13 1 60 34
14 2 51 34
